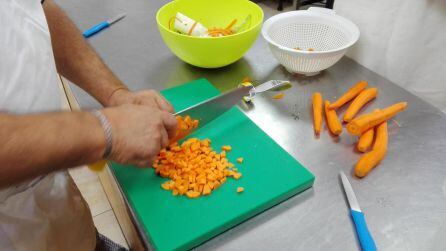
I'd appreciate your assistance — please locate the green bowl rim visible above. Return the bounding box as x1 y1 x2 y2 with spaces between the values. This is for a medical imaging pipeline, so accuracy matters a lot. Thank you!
156 0 264 39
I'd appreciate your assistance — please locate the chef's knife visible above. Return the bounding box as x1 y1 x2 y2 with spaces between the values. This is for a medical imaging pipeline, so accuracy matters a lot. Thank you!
174 79 290 134
340 172 377 251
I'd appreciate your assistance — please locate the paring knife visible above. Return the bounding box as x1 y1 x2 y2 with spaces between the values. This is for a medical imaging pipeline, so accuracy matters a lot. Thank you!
174 80 290 134
88 80 289 172
83 13 126 38
340 171 377 251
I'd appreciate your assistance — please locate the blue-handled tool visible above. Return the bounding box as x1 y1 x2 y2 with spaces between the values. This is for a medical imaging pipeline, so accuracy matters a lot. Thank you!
340 172 377 251
83 13 126 38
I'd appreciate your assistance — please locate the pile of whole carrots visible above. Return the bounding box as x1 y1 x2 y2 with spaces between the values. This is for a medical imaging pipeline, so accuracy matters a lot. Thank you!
312 80 408 178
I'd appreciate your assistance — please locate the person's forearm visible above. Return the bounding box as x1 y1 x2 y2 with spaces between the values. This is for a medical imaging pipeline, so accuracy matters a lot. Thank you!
43 0 128 106
0 112 105 187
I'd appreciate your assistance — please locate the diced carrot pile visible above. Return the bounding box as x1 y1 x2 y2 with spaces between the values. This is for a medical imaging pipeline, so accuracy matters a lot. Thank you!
153 138 243 198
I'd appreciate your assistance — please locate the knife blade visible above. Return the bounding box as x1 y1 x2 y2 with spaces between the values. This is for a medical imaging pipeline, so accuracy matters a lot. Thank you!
340 172 377 251
174 80 290 135
174 84 253 132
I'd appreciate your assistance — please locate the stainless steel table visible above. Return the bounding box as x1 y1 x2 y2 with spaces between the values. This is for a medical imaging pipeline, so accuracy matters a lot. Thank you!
56 1 446 250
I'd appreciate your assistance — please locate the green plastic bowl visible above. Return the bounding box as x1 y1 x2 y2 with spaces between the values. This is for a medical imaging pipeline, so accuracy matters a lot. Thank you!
156 0 264 68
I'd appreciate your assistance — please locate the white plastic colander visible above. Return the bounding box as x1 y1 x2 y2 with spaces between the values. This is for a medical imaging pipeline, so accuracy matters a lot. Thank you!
262 7 360 76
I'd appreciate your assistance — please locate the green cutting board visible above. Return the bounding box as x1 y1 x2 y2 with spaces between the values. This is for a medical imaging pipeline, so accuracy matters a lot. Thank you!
110 79 315 251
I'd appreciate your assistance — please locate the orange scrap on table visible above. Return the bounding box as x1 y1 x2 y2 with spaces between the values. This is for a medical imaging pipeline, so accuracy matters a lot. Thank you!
273 93 285 100
153 138 242 198
236 157 244 164
222 145 232 151
237 187 244 193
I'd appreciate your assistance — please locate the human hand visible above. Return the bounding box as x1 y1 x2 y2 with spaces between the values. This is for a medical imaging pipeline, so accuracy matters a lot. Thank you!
108 88 174 113
102 104 177 167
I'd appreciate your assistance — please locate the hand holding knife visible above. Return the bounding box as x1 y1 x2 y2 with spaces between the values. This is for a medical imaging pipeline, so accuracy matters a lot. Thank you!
88 80 290 172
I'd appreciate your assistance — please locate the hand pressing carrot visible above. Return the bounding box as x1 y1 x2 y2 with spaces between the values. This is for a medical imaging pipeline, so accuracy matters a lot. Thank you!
346 102 407 135
355 121 388 177
343 88 378 122
329 80 368 110
312 92 323 134
324 100 342 136
357 128 374 152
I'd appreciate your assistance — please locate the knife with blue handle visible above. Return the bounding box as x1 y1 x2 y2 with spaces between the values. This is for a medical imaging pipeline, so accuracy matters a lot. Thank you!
340 172 377 251
83 13 126 38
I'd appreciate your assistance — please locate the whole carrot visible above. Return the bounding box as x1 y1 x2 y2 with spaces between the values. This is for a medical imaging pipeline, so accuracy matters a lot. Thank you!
324 100 343 136
346 102 407 135
355 121 388 177
312 92 323 134
357 128 374 152
356 109 380 152
329 80 368 110
343 88 378 122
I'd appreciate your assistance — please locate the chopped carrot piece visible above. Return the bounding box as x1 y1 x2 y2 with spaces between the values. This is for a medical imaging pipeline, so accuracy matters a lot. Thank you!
222 145 232 151
273 93 285 100
237 158 244 163
203 184 211 195
170 115 199 143
237 187 244 193
233 172 242 180
186 190 201 199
